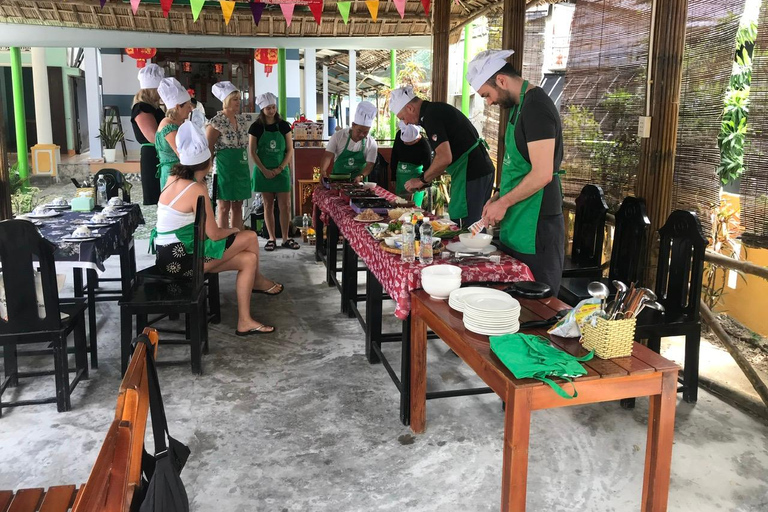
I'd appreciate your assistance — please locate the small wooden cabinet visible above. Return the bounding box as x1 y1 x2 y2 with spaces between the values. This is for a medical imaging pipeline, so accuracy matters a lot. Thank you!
298 178 320 217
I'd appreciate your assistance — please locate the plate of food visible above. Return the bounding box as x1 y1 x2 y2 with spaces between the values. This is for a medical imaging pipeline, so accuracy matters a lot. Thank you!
353 208 384 223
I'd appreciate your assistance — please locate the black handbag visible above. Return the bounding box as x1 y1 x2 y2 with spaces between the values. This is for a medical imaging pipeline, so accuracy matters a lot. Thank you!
134 335 191 512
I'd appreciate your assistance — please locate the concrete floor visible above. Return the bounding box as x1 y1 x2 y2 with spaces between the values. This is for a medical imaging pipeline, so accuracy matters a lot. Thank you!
2 239 768 511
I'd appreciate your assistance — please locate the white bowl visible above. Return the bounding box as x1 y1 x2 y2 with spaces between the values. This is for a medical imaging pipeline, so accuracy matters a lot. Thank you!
362 182 377 189
421 264 463 300
102 206 119 216
459 233 493 249
108 197 125 206
384 236 400 248
91 214 107 223
72 226 92 238
51 197 68 206
32 206 52 215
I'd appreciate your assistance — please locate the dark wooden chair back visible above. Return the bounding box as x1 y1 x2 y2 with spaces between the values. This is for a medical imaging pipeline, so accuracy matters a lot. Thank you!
191 195 206 294
94 168 131 202
571 184 609 267
607 196 651 283
654 210 707 322
0 219 61 334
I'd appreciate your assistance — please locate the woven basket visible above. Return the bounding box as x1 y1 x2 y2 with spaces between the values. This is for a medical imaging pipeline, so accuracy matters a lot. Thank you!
76 187 94 198
581 317 636 359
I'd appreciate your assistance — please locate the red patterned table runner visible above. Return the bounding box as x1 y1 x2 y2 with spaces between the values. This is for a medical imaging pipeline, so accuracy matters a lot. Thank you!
313 186 534 319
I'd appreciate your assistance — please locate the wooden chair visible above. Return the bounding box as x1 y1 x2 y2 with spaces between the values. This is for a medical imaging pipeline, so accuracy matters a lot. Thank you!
94 168 131 202
0 219 89 415
636 210 707 403
562 184 609 279
120 197 209 375
0 328 157 512
559 196 650 306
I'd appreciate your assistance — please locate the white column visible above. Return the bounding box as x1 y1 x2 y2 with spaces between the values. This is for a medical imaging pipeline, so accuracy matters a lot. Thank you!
31 48 53 145
304 48 317 121
348 50 356 127
84 48 103 159
322 64 329 139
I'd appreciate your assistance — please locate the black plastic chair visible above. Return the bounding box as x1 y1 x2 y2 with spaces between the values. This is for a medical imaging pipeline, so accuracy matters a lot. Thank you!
119 197 209 375
562 184 609 278
559 196 650 306
636 210 707 403
94 168 131 202
0 219 89 415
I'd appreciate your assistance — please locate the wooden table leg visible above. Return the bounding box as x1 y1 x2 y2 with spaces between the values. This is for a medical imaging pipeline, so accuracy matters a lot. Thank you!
365 270 382 365
409 308 428 433
501 387 532 512
641 370 678 511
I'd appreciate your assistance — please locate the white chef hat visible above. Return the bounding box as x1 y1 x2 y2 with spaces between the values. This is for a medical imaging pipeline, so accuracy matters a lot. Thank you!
398 121 421 143
176 121 211 166
212 81 239 103
190 109 206 129
257 92 278 110
466 49 515 92
353 101 377 127
138 63 165 89
389 85 416 116
158 77 191 108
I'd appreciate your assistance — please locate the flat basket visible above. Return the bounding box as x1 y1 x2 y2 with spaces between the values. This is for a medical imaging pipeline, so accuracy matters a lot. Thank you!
581 317 636 359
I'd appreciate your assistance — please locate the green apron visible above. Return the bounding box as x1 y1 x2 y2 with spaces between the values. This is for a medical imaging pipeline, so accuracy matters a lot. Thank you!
155 123 180 191
252 127 291 193
331 133 368 180
444 137 489 220
395 161 425 207
149 223 228 260
499 80 542 255
215 147 251 201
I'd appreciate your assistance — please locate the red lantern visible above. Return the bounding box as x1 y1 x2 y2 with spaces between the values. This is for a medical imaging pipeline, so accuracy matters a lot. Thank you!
182 61 192 73
214 63 224 75
254 48 278 77
125 48 157 68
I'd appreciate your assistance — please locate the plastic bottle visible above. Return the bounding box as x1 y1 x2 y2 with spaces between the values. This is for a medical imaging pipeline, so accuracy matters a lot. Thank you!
96 175 107 207
419 222 433 264
302 213 310 231
401 223 415 263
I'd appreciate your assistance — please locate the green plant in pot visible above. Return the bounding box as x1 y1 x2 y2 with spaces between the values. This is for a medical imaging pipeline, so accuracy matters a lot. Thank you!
97 115 126 163
9 163 41 215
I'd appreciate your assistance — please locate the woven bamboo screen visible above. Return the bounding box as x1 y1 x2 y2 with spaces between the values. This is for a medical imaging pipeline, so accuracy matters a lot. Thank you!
673 0 744 237
559 0 650 211
742 0 768 248
482 10 548 169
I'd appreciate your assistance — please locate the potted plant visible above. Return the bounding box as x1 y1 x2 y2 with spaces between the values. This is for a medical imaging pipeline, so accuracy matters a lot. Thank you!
97 115 126 163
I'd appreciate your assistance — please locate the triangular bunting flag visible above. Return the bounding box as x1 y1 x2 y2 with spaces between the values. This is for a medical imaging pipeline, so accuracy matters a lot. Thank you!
130 0 141 15
309 1 323 25
220 0 236 25
160 0 173 17
280 3 295 27
365 0 379 22
338 1 351 24
421 0 430 16
100 0 107 8
249 1 265 25
393 0 406 19
190 0 205 22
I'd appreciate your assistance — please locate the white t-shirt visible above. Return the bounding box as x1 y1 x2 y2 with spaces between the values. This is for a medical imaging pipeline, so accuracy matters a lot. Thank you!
325 128 378 164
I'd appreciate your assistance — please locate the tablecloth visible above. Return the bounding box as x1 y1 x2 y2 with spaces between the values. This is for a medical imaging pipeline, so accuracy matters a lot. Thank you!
313 186 534 319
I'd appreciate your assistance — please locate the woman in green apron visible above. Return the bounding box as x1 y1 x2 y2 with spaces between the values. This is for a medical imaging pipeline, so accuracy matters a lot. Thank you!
206 81 252 231
151 121 283 336
390 122 431 207
156 77 193 191
248 92 297 251
131 64 165 205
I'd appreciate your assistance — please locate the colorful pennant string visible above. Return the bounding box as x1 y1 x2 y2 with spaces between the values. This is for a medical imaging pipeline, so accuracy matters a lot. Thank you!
130 0 141 15
250 1 266 25
393 0 406 19
308 1 323 25
421 0 431 16
160 0 174 18
190 0 205 21
279 3 295 27
365 0 379 22
337 1 351 24
100 0 107 8
220 0 236 25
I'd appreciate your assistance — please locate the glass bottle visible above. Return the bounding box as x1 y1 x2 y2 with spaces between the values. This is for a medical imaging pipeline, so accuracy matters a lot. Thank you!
96 175 107 207
401 223 415 263
419 222 433 264
302 213 310 230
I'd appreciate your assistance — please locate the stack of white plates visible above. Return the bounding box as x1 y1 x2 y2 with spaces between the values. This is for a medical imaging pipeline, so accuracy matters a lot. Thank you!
448 287 499 312
462 293 521 336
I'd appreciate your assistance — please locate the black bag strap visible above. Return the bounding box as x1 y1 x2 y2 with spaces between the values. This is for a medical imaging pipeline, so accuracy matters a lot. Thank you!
133 335 170 453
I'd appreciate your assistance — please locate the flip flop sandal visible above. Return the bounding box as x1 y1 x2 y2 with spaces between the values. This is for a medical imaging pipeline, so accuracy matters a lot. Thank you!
252 282 284 296
235 324 275 336
282 239 300 250
265 240 277 252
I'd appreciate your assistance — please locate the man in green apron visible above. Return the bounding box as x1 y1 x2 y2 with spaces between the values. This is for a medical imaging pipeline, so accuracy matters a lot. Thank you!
390 122 432 207
319 101 379 183
390 85 495 226
467 49 565 292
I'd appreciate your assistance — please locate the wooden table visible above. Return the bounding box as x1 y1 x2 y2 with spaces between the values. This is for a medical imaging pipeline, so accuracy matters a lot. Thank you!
409 290 679 512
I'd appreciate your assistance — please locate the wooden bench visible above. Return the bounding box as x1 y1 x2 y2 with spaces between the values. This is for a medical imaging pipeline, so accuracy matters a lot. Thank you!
0 328 158 512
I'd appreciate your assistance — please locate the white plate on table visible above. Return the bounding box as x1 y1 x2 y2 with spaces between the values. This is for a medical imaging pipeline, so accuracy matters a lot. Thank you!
464 294 520 313
43 204 71 210
445 241 495 255
26 211 62 219
463 321 519 336
83 222 113 228
60 236 98 242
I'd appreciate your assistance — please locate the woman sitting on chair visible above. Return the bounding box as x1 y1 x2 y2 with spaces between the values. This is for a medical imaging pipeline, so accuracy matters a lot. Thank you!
150 121 284 336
